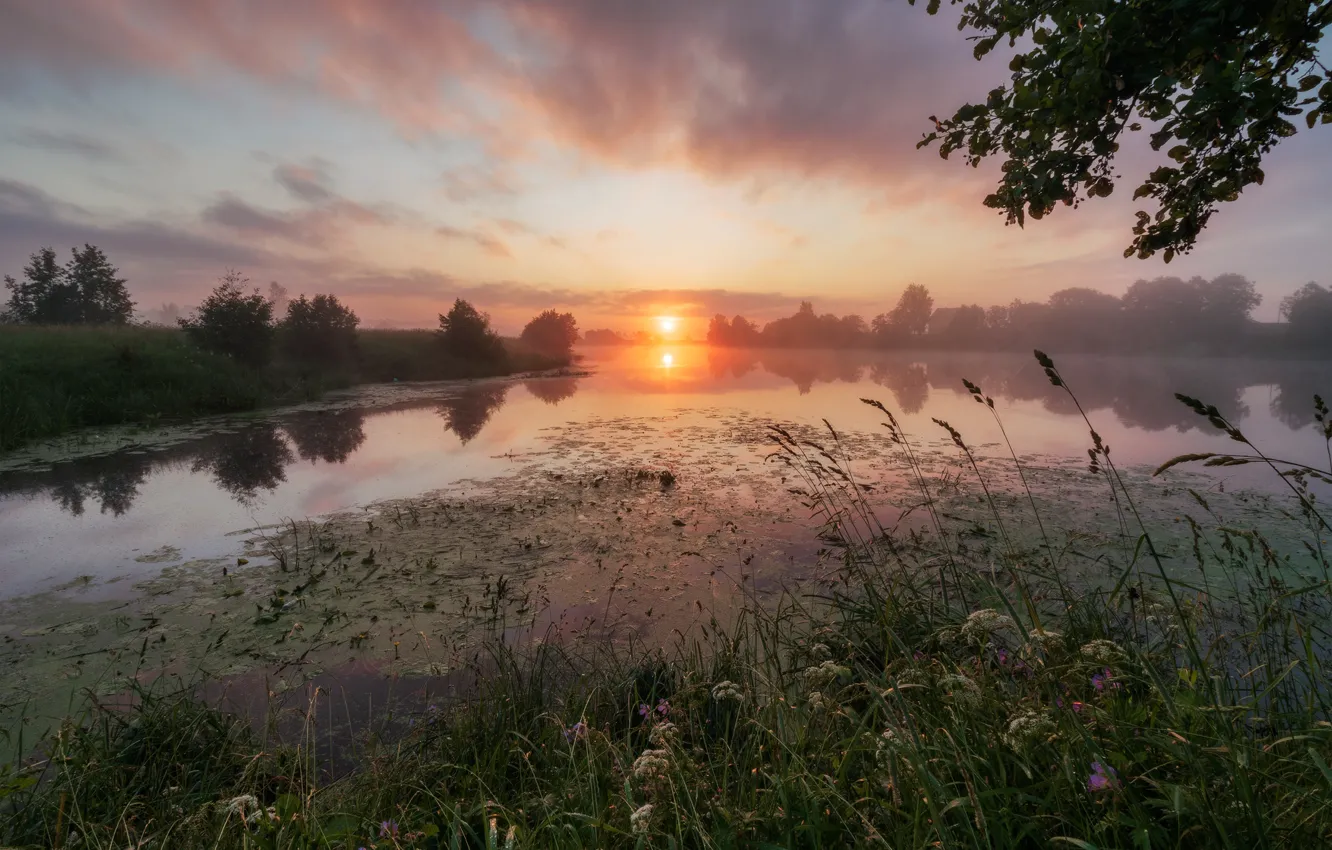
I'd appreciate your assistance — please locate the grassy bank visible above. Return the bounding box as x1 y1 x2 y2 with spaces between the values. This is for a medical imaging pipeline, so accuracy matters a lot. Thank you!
0 326 570 451
2 354 1330 848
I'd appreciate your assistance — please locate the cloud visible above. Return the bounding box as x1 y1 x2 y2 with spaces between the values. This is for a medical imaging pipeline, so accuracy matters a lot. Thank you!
441 162 519 202
0 179 267 273
0 0 996 192
8 128 124 162
201 161 396 247
273 160 335 204
436 225 511 258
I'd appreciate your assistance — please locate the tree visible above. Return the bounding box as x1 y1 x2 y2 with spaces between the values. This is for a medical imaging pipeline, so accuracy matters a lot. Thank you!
4 247 66 323
67 244 134 324
279 293 360 368
179 270 275 369
519 310 579 357
4 245 133 324
915 0 1332 261
888 284 934 338
1280 282 1332 349
1198 273 1262 336
5 248 73 323
438 298 505 363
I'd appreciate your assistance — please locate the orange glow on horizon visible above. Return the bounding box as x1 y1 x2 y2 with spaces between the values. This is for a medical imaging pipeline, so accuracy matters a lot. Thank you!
657 316 678 335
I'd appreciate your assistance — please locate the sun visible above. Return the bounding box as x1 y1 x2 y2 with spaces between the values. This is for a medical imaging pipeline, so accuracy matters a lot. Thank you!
657 316 677 334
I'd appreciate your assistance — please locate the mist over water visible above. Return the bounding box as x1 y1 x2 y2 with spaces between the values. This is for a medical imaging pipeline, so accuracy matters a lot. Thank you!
1 345 1327 599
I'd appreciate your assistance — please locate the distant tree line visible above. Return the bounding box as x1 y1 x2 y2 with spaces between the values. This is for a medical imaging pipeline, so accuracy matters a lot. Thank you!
3 244 581 372
707 276 1332 355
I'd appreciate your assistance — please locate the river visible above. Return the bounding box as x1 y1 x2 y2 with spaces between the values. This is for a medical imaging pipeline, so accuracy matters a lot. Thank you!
1 346 1328 743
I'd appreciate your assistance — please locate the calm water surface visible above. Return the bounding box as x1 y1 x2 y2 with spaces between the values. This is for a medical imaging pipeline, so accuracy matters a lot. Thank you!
1 346 1328 599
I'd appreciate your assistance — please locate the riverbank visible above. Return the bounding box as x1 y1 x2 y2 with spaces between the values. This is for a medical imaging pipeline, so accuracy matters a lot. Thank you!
0 326 571 452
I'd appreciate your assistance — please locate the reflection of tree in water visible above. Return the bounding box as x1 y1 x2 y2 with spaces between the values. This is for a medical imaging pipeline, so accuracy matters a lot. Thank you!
283 410 367 464
439 384 510 443
44 462 150 517
869 361 930 414
523 377 579 406
191 423 295 504
706 348 759 380
758 351 864 395
1270 369 1332 431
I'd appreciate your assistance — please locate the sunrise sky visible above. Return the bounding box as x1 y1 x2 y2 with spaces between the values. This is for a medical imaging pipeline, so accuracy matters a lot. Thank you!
2 1 1329 333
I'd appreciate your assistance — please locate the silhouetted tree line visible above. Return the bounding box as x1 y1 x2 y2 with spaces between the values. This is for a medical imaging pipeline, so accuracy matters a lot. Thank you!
707 276 1332 356
3 244 582 372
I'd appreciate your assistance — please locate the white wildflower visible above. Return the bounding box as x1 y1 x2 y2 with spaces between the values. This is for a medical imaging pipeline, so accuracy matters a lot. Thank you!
803 660 849 690
809 643 832 661
961 609 1015 641
630 803 655 834
1025 628 1063 654
1080 639 1123 664
631 749 671 786
648 721 680 747
224 795 260 817
1002 711 1056 750
711 680 745 703
807 691 828 714
875 728 902 767
938 673 981 708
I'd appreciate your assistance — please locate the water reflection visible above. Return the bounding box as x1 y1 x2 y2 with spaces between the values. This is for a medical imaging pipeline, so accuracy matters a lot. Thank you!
0 352 1325 522
285 410 368 464
438 383 510 443
700 348 1319 433
190 423 295 505
523 376 579 406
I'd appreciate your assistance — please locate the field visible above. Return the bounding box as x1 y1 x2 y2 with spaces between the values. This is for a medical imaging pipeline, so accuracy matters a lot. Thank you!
0 326 570 451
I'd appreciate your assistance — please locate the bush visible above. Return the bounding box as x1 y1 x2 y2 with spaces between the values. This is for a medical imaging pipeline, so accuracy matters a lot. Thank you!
278 293 359 369
178 270 275 369
438 298 505 364
519 309 579 357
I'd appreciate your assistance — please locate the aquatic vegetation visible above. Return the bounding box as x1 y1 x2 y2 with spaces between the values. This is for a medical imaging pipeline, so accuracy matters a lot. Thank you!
2 351 1331 847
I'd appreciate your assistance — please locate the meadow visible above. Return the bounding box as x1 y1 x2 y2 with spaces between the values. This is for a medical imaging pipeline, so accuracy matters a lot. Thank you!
2 352 1331 849
0 326 570 452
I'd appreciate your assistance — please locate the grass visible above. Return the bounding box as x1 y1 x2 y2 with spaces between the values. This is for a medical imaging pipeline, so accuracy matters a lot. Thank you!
3 352 1331 848
0 326 572 451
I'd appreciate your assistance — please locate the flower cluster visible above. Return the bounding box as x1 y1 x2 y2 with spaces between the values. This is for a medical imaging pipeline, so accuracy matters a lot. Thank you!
1024 628 1063 655
630 803 655 834
802 660 849 690
631 749 672 788
1002 711 1056 750
648 721 680 747
638 698 671 719
875 728 902 767
711 680 745 703
807 691 828 714
961 608 1016 641
1080 639 1123 664
938 673 981 707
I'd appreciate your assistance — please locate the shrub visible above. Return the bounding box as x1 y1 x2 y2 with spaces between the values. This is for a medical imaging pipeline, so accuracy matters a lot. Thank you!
278 293 359 369
437 298 505 364
519 309 578 358
178 270 275 369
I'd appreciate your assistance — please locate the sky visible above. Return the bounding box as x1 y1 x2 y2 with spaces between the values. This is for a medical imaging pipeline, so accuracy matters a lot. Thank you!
1 1 1329 333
